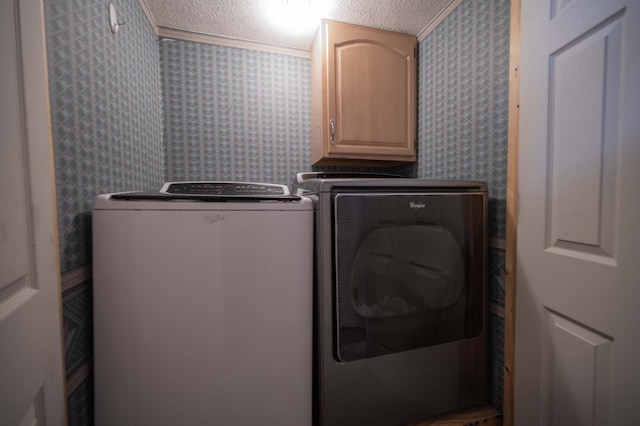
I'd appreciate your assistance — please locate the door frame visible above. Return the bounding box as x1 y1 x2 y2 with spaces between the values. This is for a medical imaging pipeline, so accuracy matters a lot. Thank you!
504 0 521 424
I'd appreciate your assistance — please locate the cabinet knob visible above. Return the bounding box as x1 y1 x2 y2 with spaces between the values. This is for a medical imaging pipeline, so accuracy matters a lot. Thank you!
329 118 335 145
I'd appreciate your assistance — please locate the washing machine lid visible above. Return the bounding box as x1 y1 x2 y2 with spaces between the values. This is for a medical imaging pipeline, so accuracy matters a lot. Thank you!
107 181 298 202
107 192 301 202
93 181 311 210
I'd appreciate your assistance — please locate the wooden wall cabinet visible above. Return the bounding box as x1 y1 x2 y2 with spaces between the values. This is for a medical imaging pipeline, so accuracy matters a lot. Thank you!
310 19 417 166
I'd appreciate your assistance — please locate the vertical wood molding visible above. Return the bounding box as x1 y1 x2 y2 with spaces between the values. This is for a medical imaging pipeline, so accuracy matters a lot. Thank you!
504 0 521 423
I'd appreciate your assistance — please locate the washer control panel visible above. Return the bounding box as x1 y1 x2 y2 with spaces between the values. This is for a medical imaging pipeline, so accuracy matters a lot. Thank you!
160 181 290 196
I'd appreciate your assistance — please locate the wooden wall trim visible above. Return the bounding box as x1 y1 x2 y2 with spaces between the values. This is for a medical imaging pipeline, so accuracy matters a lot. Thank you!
60 264 92 293
65 360 92 397
416 0 464 42
157 27 311 58
503 0 521 424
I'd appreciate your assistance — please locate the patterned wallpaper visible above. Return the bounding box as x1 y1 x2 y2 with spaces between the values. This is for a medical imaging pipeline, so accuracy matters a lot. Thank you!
416 0 510 239
161 40 311 185
45 0 165 273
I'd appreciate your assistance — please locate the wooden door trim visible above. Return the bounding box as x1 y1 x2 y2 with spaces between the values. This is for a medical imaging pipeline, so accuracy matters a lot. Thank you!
503 0 521 424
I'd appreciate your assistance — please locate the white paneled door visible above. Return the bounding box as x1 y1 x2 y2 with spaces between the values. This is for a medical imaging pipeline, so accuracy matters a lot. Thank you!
515 0 639 424
0 0 66 425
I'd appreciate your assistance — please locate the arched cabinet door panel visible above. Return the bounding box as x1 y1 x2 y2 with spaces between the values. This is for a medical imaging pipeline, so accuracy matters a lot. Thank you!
311 19 416 166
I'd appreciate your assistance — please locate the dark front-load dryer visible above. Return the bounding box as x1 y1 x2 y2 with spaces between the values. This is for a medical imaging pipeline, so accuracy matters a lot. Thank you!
295 173 488 426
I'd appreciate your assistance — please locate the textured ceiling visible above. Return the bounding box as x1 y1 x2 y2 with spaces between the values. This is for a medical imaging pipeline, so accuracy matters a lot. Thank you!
141 0 455 51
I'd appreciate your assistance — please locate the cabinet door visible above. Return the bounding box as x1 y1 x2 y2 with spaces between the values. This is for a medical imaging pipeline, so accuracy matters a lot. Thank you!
315 20 416 164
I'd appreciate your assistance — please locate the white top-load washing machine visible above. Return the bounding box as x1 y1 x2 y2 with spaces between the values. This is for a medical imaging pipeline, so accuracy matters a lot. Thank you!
92 182 313 426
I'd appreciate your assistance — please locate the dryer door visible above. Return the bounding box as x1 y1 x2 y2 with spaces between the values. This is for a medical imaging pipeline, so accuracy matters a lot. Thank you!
333 192 485 362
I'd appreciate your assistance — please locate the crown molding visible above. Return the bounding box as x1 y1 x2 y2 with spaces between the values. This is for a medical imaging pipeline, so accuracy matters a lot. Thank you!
417 0 463 42
156 26 311 58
